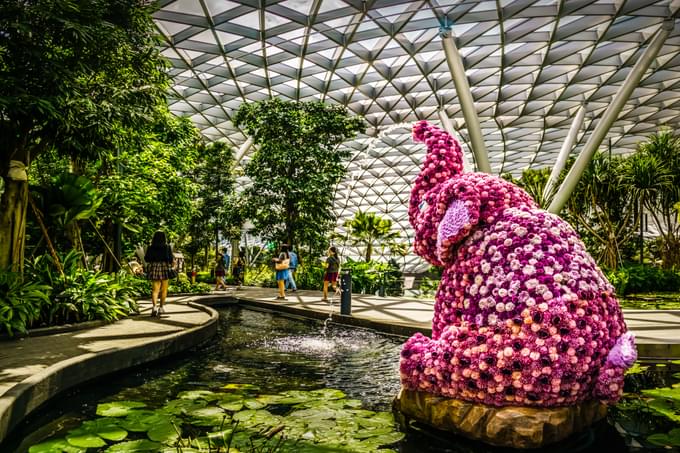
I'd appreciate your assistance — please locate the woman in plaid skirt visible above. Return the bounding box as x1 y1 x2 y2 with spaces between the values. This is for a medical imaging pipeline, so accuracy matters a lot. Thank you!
144 231 174 317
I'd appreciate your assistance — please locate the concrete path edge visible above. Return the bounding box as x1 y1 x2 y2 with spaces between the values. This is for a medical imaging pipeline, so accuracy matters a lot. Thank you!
0 301 219 444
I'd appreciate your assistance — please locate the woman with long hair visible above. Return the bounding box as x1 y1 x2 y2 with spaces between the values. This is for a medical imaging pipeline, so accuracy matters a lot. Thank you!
144 231 174 317
322 246 340 302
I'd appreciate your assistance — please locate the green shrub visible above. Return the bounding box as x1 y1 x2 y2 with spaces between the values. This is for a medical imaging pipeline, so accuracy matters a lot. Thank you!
0 271 51 336
293 263 324 290
27 251 138 325
605 265 680 295
244 265 276 288
342 258 403 296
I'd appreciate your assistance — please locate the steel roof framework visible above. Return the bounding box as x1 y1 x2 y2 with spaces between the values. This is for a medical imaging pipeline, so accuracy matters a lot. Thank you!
154 0 680 271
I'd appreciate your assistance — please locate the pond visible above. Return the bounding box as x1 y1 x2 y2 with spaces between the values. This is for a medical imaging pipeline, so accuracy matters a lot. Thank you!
1 306 676 452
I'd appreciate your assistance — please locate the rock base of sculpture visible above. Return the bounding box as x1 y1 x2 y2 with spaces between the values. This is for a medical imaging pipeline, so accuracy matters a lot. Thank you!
393 388 608 449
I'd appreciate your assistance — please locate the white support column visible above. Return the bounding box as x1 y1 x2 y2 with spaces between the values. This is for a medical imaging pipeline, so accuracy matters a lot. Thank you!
438 108 473 173
543 104 586 203
235 136 254 163
440 27 492 174
548 21 673 214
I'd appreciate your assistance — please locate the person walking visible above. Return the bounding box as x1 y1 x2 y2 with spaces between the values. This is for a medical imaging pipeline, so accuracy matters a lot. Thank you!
273 245 290 300
144 231 174 317
233 251 244 287
322 246 340 302
285 246 298 292
221 248 230 277
214 253 227 290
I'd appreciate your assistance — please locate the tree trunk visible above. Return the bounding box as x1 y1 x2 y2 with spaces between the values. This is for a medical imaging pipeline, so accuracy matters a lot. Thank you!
0 175 29 271
365 243 372 262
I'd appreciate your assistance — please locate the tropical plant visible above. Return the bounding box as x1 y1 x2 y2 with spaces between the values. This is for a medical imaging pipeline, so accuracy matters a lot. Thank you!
502 168 552 208
565 153 637 269
0 0 169 271
633 130 680 268
32 173 103 253
0 270 50 336
344 211 401 262
233 98 364 249
26 250 138 325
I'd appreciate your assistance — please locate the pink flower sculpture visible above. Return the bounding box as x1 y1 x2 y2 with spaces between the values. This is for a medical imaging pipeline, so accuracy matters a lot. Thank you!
400 121 636 407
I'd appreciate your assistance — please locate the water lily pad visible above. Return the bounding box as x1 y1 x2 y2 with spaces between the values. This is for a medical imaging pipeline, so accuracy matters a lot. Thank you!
97 401 147 417
105 439 162 452
29 439 87 453
147 421 179 444
243 398 267 409
189 406 229 427
69 418 127 442
121 410 173 432
66 433 106 448
219 400 244 411
177 390 219 401
359 432 405 448
160 398 207 415
256 394 285 405
232 409 281 428
223 383 259 391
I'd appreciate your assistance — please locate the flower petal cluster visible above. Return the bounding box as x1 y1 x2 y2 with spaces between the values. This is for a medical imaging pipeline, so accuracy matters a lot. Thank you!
402 121 633 407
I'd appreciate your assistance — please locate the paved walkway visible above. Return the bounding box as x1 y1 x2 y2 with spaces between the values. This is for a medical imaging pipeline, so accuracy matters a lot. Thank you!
0 297 211 397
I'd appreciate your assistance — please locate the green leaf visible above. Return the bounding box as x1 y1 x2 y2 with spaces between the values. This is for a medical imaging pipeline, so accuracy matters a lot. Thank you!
29 438 87 453
69 418 127 442
104 439 162 452
647 433 672 446
97 401 146 417
65 433 106 448
160 398 207 415
147 421 179 444
177 390 219 401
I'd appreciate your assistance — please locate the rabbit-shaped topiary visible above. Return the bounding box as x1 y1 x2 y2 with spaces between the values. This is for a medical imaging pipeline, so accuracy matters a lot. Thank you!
400 121 636 407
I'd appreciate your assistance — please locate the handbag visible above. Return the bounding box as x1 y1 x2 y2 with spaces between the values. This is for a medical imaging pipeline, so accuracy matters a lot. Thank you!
275 259 289 271
167 267 178 279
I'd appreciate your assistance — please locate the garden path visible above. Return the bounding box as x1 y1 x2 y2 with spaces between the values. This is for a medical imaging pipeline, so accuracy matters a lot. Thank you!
0 297 211 400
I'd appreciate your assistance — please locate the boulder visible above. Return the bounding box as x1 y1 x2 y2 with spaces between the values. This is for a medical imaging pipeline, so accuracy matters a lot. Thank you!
393 388 608 449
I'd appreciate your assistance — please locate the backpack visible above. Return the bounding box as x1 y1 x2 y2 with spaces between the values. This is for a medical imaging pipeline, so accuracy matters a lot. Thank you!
289 251 298 268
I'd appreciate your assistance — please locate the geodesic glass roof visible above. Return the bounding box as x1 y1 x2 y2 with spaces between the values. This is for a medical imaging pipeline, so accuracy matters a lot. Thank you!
154 0 680 272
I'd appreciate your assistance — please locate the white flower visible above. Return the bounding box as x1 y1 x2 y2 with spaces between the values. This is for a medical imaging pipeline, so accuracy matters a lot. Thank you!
543 291 553 301
498 288 508 297
525 279 539 290
504 239 513 247
523 244 535 253
544 266 554 275
526 297 536 307
515 226 528 237
475 275 483 285
505 302 515 311
496 303 505 312
522 264 536 276
481 261 491 273
487 313 498 325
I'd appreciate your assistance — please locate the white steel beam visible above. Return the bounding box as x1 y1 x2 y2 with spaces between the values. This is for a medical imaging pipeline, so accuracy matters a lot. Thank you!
543 104 586 203
235 136 254 163
440 27 491 174
548 21 673 214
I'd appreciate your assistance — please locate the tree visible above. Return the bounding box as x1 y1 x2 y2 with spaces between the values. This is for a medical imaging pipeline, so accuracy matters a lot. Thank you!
633 130 680 268
190 141 236 258
233 99 364 250
0 0 168 270
565 153 637 269
344 211 401 262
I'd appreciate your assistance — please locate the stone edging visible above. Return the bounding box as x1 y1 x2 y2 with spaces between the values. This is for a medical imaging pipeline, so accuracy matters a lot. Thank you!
0 301 218 444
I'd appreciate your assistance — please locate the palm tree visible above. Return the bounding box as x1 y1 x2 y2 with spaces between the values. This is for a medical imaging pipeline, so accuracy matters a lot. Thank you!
633 130 680 268
566 153 637 269
619 150 673 264
344 211 400 262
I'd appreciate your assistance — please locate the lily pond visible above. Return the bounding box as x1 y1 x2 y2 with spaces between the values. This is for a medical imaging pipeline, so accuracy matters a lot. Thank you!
3 305 680 453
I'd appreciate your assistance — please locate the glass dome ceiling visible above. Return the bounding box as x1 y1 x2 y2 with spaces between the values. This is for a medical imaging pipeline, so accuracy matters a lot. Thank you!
154 0 680 271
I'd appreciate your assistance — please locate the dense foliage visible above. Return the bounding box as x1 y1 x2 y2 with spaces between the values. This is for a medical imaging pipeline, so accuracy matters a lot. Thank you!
0 0 169 270
234 98 364 253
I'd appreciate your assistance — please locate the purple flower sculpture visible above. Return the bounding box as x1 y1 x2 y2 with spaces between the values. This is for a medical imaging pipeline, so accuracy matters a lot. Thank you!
400 121 636 407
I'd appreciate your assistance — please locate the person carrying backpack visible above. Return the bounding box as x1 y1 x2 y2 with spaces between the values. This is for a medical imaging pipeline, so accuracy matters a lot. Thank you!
285 246 298 292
